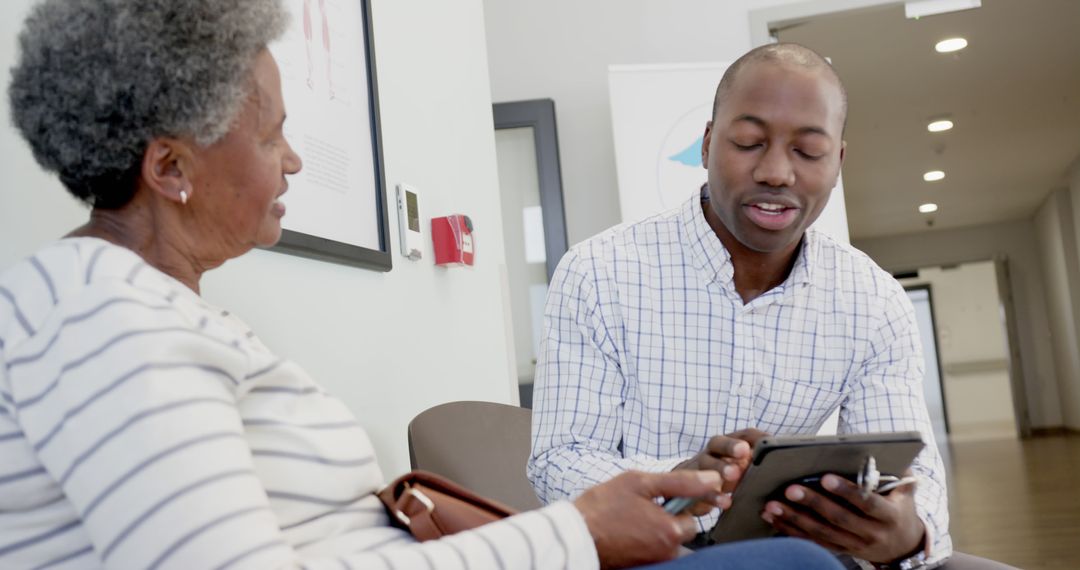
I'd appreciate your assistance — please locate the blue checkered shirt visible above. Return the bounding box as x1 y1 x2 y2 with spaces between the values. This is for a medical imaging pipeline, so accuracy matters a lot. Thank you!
528 192 951 563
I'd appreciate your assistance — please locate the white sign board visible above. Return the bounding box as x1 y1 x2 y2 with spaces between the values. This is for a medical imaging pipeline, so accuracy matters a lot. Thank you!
608 63 849 244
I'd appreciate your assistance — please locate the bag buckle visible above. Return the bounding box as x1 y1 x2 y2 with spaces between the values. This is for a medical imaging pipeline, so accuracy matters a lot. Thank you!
394 485 435 526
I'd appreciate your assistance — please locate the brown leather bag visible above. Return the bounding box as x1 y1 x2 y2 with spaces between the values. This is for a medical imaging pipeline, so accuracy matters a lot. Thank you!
378 470 518 541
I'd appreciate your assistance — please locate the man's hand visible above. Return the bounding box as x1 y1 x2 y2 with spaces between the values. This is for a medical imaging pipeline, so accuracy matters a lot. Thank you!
761 470 926 564
676 428 770 494
573 470 725 569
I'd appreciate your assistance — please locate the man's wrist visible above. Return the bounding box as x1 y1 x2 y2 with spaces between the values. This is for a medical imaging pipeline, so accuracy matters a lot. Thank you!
872 527 928 570
870 551 927 570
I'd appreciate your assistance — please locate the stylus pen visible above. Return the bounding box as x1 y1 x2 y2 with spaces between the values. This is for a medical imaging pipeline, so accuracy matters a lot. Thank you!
662 497 696 515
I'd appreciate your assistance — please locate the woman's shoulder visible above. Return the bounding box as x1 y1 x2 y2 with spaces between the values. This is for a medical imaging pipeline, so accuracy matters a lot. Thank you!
0 238 196 353
0 239 275 396
4 237 160 289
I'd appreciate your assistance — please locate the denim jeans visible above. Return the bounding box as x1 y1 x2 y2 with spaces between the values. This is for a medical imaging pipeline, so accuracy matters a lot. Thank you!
639 538 844 570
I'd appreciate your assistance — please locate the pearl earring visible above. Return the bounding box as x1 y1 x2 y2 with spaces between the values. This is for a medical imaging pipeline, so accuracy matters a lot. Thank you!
180 190 189 205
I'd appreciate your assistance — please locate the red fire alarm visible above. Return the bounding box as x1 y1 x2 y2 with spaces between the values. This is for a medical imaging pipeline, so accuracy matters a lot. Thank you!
431 214 475 266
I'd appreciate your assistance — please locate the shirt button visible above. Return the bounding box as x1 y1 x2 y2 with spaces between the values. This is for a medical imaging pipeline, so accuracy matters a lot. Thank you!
737 384 753 397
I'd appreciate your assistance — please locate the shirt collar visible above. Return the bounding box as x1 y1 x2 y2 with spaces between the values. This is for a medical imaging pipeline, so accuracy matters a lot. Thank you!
790 230 817 287
682 189 734 287
680 188 817 291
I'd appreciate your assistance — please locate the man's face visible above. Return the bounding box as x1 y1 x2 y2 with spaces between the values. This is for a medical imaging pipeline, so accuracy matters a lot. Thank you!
702 62 845 253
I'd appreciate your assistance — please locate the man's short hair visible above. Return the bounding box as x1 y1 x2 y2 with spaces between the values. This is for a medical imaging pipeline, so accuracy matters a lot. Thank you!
711 43 848 131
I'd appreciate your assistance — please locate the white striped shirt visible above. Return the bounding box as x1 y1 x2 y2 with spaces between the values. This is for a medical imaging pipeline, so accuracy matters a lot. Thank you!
529 193 951 565
0 238 597 570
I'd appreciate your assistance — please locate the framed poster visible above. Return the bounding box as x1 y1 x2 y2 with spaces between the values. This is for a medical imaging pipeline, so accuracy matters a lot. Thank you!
267 0 391 271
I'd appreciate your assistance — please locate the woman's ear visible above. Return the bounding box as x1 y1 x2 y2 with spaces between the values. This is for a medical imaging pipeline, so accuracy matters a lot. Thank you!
141 138 195 205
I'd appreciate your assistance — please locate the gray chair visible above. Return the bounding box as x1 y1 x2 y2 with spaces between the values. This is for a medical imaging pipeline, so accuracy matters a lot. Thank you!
407 400 1018 569
940 552 1019 570
842 552 1017 569
408 400 543 511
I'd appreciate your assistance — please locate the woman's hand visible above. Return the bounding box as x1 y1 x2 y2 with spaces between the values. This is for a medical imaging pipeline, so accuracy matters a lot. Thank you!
573 470 725 569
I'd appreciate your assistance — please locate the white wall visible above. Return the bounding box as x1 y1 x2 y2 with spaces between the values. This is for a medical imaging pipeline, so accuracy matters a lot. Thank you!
1040 187 1080 430
854 220 1062 429
482 0 887 245
0 0 516 477
1034 191 1079 428
944 370 1014 433
908 264 1009 364
0 4 90 255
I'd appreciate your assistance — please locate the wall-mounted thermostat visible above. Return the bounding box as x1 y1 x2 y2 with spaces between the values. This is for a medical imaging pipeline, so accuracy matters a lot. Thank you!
396 184 423 261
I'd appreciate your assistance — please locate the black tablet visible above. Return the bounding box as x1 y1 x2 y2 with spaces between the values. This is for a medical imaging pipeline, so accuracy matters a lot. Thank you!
708 431 924 545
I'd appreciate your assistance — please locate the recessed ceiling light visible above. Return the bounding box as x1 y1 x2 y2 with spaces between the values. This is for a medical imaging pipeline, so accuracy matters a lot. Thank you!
923 170 946 182
927 119 954 132
935 37 968 53
919 203 939 214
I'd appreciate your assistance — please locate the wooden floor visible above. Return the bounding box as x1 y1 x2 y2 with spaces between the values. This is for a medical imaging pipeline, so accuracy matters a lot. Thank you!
946 433 1080 569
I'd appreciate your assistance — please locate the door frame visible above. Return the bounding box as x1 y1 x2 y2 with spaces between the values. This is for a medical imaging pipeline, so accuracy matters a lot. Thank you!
493 99 569 281
904 284 952 434
994 257 1033 437
748 0 900 47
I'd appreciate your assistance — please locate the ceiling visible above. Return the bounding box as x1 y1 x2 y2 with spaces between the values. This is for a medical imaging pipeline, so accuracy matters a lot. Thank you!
777 0 1080 239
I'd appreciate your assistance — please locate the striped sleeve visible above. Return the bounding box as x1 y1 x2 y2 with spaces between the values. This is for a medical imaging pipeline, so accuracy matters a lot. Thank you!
340 502 597 570
6 277 598 569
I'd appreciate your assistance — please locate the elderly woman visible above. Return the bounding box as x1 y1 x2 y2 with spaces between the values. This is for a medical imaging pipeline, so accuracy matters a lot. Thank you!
0 1 846 569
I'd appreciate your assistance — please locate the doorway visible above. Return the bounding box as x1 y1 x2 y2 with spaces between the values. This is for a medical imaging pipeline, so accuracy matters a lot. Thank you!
898 260 1021 440
493 99 568 407
904 285 950 458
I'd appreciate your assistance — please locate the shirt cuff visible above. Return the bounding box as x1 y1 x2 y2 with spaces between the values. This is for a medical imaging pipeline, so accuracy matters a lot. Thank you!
921 512 936 558
545 501 600 569
918 508 952 567
852 510 944 569
630 454 692 474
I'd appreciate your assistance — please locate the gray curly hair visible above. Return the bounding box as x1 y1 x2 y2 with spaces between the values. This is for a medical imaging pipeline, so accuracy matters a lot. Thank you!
8 0 289 209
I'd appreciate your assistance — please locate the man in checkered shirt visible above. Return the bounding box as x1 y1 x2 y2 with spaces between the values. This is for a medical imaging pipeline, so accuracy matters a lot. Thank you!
529 43 951 570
